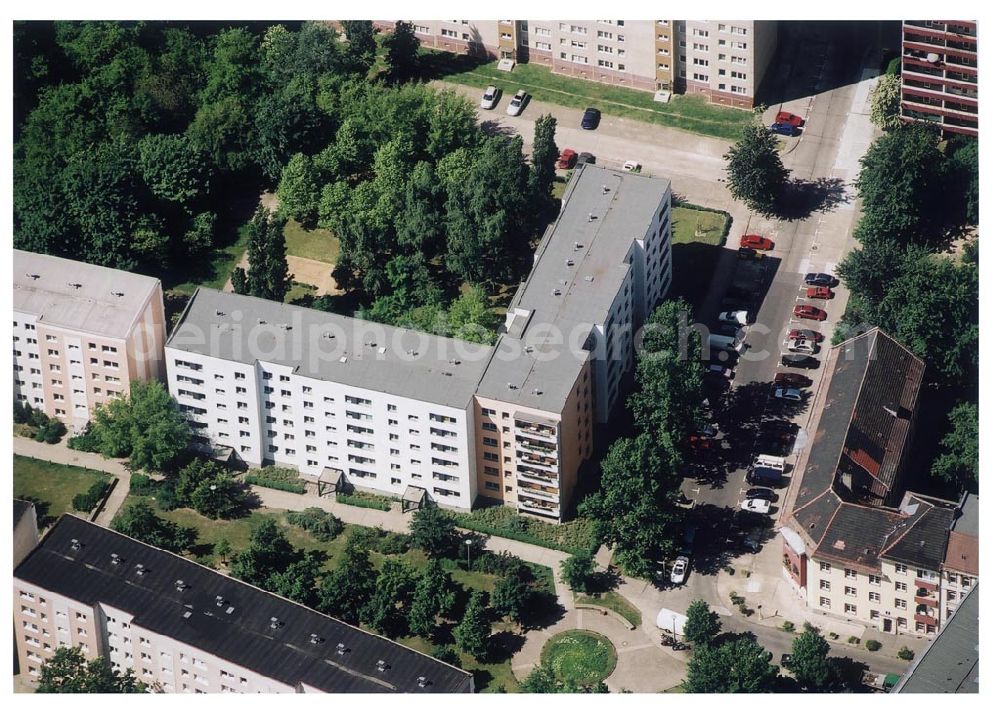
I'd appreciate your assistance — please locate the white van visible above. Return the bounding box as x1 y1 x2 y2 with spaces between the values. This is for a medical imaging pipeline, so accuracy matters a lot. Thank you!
753 454 785 472
709 333 745 353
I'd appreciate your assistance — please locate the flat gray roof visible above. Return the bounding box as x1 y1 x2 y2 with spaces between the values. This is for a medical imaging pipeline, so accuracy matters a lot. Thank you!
167 288 492 409
952 491 978 536
13 249 160 339
476 164 671 412
895 583 978 693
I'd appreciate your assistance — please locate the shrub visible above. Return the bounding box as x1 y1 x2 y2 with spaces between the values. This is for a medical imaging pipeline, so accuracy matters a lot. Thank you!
378 531 412 555
337 489 392 511
803 622 818 633
865 639 882 652
35 418 67 444
155 478 183 511
71 478 111 513
445 505 597 555
431 646 462 668
782 621 795 633
848 636 860 645
286 507 345 541
346 525 385 552
829 632 839 640
130 473 156 496
67 427 102 453
473 549 523 577
245 466 307 494
898 646 914 661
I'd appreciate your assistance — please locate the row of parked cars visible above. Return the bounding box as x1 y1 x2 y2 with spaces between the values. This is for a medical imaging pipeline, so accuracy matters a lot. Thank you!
480 86 603 130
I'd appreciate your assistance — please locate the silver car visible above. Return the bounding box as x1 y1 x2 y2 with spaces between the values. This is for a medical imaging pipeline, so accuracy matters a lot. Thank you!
507 89 528 116
670 556 690 584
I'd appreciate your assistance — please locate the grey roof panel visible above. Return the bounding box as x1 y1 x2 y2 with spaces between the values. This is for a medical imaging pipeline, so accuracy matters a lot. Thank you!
896 583 978 693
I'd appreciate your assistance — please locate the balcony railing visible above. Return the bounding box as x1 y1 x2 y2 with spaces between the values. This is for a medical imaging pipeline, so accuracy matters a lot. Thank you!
517 498 560 518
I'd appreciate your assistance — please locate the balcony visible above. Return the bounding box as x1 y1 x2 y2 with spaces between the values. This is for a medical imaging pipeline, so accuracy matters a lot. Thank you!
913 613 938 627
914 594 938 609
915 578 938 593
514 420 556 439
516 451 557 469
516 464 557 482
517 498 560 519
516 438 557 455
517 484 558 503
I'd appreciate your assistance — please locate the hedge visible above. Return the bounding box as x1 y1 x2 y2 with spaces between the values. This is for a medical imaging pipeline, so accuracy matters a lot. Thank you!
245 466 307 494
72 478 111 512
286 507 345 541
129 473 156 496
337 490 392 512
445 505 598 556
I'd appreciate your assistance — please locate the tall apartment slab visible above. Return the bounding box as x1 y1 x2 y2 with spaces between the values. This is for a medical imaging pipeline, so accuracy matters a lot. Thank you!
901 20 978 137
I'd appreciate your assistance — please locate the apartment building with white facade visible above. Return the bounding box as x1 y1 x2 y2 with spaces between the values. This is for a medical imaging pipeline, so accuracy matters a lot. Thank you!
13 515 473 693
166 287 493 511
13 249 167 426
473 164 673 520
373 20 777 107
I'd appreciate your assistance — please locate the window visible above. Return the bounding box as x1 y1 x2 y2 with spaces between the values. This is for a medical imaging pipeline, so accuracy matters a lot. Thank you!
441 29 458 38
819 562 831 573
869 592 881 603
844 569 857 579
895 582 907 592
844 603 857 615
819 579 830 590
868 574 881 585
819 597 831 609
895 598 907 609
845 586 857 597
692 72 709 82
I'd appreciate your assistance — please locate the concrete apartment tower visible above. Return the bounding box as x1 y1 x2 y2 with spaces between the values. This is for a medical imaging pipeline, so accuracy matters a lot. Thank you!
900 20 978 136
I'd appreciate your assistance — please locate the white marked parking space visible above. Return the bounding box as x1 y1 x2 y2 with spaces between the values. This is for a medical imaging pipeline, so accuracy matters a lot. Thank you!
797 258 811 275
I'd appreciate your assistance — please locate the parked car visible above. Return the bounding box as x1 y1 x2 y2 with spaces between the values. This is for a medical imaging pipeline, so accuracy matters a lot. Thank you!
581 107 601 129
698 423 720 438
557 148 578 169
740 498 772 514
719 310 750 326
740 234 774 251
793 304 827 321
746 486 776 502
480 85 500 109
670 556 690 584
785 338 818 355
506 89 528 116
706 364 735 380
773 386 803 402
780 353 817 369
688 434 712 451
788 328 822 343
737 247 764 261
577 152 596 165
770 122 797 136
807 286 833 300
775 110 804 127
622 160 642 172
742 536 762 553
774 372 811 388
804 272 836 287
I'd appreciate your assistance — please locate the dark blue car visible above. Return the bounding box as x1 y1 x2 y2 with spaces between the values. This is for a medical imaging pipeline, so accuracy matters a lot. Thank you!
581 107 601 130
770 122 797 136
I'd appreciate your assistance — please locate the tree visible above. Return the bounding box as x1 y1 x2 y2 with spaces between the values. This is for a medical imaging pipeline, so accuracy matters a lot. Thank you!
580 433 683 578
276 152 321 226
560 554 596 593
519 661 609 693
454 590 492 661
230 266 248 294
491 567 534 626
528 114 559 222
110 501 195 553
408 504 459 558
189 474 251 520
946 137 978 225
932 401 978 492
684 635 777 693
361 558 416 637
229 517 301 588
869 74 902 131
426 90 479 160
244 204 291 301
383 22 421 83
137 133 211 204
724 121 789 214
183 211 217 257
37 646 146 693
683 600 722 647
408 559 458 637
447 286 498 343
340 21 377 74
269 554 323 607
214 538 232 564
317 540 376 625
788 626 834 690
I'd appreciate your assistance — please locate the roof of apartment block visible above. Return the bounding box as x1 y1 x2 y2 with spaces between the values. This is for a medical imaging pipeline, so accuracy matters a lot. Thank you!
13 249 160 339
952 491 978 536
14 515 472 693
476 163 671 413
943 532 979 576
14 499 34 528
167 287 493 409
895 583 979 693
789 329 925 547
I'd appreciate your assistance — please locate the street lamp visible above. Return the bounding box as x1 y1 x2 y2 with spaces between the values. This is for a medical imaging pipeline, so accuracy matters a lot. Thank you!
465 538 473 570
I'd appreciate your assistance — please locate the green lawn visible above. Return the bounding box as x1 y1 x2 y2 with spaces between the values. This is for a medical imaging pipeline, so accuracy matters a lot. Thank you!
14 455 115 527
283 219 341 263
540 630 617 686
285 281 317 304
425 50 750 141
398 633 521 693
669 205 731 308
575 591 642 627
672 206 729 247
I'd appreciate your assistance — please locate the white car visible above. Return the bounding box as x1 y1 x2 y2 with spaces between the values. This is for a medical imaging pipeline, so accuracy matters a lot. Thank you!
719 310 750 326
622 160 642 172
740 498 771 514
480 85 500 109
785 338 818 354
507 89 528 116
773 387 803 402
670 556 690 584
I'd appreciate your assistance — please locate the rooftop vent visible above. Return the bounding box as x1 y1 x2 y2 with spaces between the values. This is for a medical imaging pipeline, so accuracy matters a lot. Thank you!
175 579 187 592
309 633 323 644
378 347 387 354
258 319 266 325
225 606 235 614
67 282 82 289
26 273 40 280
270 617 282 630
183 610 192 619
215 310 226 317
442 371 452 377
338 356 348 363
110 553 121 565
280 324 292 331
525 345 535 354
574 242 585 249
588 213 598 222
70 538 81 551
135 563 146 576
215 595 226 607
111 290 124 298
584 275 594 282
376 660 388 673
552 289 561 296
336 642 347 655
531 388 543 396
565 259 575 267
322 332 335 339
417 676 428 688
507 382 518 390
602 185 610 194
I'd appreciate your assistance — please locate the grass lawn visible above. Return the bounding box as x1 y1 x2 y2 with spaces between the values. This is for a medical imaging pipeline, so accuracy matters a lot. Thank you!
399 629 522 693
669 205 731 308
285 281 318 304
575 591 642 627
540 630 617 686
14 455 115 527
424 50 750 141
283 219 341 263
672 206 729 247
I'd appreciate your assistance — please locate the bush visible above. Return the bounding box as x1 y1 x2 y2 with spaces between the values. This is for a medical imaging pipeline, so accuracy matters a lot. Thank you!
67 427 102 453
71 478 111 513
35 418 67 444
473 549 523 577
130 473 156 496
155 478 184 511
245 466 307 494
782 621 795 633
446 505 598 555
885 56 901 76
345 525 386 552
286 507 345 541
865 639 882 652
431 646 462 668
898 646 914 661
848 636 860 645
377 531 412 555
829 632 839 640
560 554 596 593
337 489 393 511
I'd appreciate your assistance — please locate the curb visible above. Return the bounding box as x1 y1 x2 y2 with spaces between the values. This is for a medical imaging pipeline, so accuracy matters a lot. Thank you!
576 603 637 630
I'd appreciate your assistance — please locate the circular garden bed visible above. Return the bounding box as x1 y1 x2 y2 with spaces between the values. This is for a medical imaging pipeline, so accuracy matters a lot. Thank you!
540 630 617 686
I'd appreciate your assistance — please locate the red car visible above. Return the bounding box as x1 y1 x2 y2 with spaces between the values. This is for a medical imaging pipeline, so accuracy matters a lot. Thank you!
775 111 804 128
556 148 578 169
688 434 712 451
807 286 832 300
788 329 823 343
740 235 775 251
794 305 827 321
